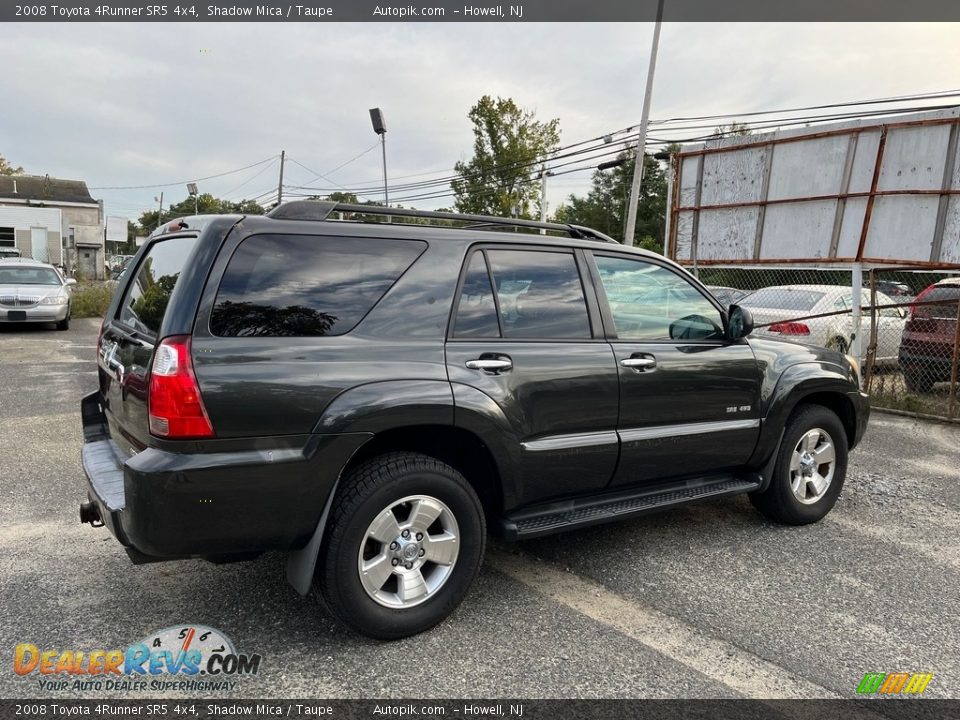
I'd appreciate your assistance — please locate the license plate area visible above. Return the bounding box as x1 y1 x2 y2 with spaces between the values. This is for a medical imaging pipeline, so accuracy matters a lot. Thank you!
7 310 27 321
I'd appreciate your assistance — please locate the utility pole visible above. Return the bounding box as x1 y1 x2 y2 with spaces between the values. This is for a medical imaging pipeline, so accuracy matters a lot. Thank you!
277 150 285 206
539 164 548 234
156 191 164 229
623 0 664 246
369 108 389 221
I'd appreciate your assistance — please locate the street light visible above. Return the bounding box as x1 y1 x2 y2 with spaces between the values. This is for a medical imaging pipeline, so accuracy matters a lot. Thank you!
187 183 199 216
369 108 389 221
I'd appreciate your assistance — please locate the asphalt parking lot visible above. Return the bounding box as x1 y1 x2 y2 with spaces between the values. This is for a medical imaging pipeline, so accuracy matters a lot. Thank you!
1 319 958 700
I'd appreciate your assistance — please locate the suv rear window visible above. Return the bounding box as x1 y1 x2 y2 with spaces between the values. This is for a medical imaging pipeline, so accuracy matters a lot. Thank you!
117 236 198 336
920 286 960 319
211 234 425 337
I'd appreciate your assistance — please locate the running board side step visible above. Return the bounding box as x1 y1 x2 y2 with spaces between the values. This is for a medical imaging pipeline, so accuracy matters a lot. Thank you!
501 476 760 541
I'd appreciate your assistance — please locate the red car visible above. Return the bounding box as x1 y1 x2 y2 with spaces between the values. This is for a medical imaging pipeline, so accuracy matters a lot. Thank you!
898 278 960 392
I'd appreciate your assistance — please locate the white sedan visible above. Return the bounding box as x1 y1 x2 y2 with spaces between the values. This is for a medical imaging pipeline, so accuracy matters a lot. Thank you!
738 284 906 367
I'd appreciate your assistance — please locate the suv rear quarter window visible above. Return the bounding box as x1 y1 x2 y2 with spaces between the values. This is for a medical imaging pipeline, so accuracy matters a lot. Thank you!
210 234 425 337
117 235 198 336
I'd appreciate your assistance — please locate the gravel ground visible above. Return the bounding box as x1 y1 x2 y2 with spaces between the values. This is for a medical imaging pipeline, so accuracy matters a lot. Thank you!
0 319 957 700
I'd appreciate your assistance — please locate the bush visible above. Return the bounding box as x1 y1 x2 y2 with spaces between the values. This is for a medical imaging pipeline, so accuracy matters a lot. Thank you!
71 282 116 318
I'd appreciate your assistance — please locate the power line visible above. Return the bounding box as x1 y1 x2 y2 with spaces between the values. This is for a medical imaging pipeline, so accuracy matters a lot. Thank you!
90 155 279 190
219 158 280 199
649 88 960 125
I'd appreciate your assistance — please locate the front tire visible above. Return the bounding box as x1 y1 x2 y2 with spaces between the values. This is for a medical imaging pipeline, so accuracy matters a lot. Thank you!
750 404 848 525
316 452 486 640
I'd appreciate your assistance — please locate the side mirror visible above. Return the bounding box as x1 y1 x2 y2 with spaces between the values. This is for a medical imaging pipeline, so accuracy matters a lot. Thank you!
66 278 78 286
727 305 754 340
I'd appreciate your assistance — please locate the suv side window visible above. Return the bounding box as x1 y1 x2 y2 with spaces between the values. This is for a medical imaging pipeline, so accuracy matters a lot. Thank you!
117 235 198 336
453 252 500 338
483 249 591 339
211 234 425 337
594 254 724 341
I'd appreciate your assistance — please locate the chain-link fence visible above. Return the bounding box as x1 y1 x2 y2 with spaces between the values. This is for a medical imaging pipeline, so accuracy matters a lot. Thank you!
690 265 960 421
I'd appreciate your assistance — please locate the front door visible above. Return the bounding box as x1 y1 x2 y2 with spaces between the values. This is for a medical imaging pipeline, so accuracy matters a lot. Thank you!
445 247 619 507
588 252 762 488
30 227 48 262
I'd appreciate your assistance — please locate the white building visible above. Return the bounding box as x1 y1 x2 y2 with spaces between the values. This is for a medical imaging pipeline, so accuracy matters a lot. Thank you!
0 174 105 279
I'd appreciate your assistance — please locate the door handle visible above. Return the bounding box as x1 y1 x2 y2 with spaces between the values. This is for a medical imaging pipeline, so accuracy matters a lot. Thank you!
465 358 513 373
621 357 657 371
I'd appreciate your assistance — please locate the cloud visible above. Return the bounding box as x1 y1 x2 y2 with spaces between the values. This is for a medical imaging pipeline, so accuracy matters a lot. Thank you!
2 22 958 220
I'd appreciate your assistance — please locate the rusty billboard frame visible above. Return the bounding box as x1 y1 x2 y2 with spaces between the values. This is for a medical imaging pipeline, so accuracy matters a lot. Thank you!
666 113 960 269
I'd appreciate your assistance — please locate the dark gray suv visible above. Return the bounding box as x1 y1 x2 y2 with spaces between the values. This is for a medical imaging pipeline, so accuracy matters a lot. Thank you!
80 201 869 639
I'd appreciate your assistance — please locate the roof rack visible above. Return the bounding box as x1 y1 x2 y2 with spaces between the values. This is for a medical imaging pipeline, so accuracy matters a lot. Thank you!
265 200 619 244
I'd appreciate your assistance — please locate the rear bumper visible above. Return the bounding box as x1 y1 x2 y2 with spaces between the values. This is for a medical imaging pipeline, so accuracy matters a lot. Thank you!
79 391 371 559
898 348 954 380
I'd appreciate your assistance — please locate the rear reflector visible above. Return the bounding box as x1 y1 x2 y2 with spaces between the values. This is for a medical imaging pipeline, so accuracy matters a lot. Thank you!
148 335 214 439
768 322 811 335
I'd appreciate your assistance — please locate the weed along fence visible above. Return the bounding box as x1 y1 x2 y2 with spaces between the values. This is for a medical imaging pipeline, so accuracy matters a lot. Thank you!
664 107 960 421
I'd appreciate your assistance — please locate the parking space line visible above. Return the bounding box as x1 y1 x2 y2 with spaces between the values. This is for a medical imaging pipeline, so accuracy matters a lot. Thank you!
487 547 839 700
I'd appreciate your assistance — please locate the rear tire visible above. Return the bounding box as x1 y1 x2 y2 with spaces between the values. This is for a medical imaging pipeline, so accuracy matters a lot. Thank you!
315 452 486 640
749 404 847 525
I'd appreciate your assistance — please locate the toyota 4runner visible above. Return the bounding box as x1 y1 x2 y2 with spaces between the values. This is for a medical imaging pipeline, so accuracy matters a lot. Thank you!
79 201 869 639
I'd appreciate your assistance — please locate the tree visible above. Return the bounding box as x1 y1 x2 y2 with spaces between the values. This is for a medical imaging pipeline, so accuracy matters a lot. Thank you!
1 154 23 176
712 122 751 138
552 149 668 251
138 193 265 232
451 96 560 218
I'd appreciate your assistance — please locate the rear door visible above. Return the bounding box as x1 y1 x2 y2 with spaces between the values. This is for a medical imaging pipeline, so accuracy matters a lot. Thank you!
445 246 619 506
587 251 761 488
98 235 199 454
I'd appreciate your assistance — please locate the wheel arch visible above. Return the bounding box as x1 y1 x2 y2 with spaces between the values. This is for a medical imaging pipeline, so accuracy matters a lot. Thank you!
286 423 507 596
750 364 861 474
341 425 505 521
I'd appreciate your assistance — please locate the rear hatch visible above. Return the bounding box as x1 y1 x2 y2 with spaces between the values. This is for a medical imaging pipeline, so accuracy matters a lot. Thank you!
97 234 200 455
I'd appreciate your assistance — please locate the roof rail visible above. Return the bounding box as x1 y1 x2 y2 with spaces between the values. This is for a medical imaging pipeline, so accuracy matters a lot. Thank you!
265 200 619 244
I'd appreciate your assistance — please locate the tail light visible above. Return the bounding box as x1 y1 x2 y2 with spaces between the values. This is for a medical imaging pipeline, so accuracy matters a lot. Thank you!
148 335 214 439
768 322 810 335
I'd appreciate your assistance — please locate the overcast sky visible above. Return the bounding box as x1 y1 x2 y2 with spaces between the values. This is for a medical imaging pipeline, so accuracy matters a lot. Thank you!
2 22 959 222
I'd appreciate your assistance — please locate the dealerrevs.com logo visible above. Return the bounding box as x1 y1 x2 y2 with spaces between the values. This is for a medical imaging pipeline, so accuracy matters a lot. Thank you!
14 625 261 692
856 672 934 696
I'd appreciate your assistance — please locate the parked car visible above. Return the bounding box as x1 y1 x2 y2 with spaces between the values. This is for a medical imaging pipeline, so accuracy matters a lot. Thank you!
0 247 22 259
79 202 868 639
0 258 75 330
875 280 912 298
108 254 134 272
898 277 960 392
739 284 905 367
110 256 133 280
706 285 749 307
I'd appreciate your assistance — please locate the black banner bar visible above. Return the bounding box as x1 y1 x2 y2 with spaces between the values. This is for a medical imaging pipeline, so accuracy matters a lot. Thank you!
4 0 960 22
2 700 960 719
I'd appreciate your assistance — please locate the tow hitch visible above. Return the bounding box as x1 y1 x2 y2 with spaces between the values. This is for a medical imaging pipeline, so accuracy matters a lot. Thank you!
80 501 103 527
